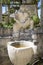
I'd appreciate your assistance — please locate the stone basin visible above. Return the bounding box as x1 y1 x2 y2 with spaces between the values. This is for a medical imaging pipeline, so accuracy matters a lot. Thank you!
7 41 37 65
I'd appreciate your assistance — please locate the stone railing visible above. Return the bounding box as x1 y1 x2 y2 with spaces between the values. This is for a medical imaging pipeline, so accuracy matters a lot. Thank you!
13 29 32 41
0 28 13 37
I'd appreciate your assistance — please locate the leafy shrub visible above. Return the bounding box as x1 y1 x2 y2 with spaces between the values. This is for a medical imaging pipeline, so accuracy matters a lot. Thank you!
0 23 3 27
32 15 40 27
10 18 16 24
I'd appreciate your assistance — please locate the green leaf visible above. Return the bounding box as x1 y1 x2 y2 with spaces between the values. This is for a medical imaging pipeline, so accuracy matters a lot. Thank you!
2 0 10 4
32 15 40 26
10 18 16 24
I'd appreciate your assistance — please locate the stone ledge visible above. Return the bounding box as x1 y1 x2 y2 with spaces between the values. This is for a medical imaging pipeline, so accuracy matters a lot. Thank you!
0 36 12 39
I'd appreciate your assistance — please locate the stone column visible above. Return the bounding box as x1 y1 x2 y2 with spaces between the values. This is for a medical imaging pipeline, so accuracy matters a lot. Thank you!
34 0 43 58
41 0 43 25
0 2 2 22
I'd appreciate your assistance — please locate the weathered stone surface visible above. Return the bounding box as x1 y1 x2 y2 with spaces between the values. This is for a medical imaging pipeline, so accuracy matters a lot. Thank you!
0 3 2 22
0 37 11 46
33 28 43 58
13 5 36 35
0 28 12 37
22 0 33 3
0 38 13 65
20 5 37 15
0 56 13 65
37 34 43 57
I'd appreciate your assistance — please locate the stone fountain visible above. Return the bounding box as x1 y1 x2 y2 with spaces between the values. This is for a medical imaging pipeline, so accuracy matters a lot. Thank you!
7 4 39 65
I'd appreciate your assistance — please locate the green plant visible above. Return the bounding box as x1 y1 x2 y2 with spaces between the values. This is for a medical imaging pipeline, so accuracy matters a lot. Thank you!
0 18 16 29
10 8 15 13
0 22 13 29
32 15 40 27
5 22 13 29
0 23 3 27
10 18 16 24
2 0 10 4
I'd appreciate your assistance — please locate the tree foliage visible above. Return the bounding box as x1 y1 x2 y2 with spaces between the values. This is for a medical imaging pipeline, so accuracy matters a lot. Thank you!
2 0 10 4
2 0 40 4
32 0 40 4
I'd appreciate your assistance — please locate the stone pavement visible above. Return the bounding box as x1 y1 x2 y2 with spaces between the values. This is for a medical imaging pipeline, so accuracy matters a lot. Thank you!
0 56 13 65
0 45 13 65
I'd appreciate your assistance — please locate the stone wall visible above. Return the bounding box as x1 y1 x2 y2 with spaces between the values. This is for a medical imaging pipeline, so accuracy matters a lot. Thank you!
36 28 43 58
37 33 43 57
0 37 13 65
0 28 12 36
13 29 32 40
33 27 43 58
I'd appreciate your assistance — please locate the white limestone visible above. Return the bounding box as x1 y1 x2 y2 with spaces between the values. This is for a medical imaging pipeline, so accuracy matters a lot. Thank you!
7 41 37 65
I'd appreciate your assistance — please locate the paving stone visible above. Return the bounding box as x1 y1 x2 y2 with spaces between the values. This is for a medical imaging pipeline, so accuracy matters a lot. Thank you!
0 56 13 65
